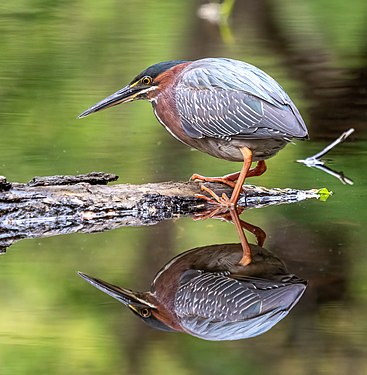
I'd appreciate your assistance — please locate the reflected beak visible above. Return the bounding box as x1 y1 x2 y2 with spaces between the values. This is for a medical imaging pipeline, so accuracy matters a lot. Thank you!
78 85 137 118
78 272 154 308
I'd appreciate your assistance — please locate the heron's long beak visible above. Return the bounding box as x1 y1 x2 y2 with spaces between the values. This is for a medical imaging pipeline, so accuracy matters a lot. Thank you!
78 85 137 118
78 272 151 307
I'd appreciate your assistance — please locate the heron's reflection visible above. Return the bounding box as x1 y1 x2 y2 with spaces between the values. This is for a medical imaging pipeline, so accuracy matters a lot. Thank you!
79 237 306 341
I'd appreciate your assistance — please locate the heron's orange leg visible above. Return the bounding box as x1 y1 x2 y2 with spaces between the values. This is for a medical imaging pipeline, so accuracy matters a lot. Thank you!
229 208 252 266
229 147 253 206
246 160 267 178
194 206 266 247
191 160 266 189
194 147 253 207
192 206 252 265
239 218 266 247
193 204 267 266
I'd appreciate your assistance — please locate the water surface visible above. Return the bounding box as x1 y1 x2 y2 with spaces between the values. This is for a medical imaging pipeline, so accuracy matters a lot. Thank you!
0 1 366 374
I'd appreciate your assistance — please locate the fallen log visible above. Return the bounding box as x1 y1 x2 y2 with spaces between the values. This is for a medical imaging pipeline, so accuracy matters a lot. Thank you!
0 172 330 251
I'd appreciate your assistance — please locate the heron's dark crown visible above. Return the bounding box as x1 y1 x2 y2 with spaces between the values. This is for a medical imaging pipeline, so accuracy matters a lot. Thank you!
130 60 189 84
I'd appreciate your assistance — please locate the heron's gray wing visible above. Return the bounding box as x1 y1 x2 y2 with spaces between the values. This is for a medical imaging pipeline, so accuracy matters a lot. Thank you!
175 270 306 341
175 58 308 140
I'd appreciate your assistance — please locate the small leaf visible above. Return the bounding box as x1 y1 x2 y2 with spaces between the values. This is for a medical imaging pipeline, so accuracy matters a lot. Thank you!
317 188 333 201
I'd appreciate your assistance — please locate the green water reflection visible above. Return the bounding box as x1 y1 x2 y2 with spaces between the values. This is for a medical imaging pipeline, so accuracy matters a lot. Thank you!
1 0 367 374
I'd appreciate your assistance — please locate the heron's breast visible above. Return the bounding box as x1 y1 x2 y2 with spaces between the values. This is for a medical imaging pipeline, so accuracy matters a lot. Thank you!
152 93 196 147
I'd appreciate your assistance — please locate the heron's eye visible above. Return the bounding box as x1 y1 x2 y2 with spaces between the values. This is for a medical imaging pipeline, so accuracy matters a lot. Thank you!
140 308 151 318
141 76 152 85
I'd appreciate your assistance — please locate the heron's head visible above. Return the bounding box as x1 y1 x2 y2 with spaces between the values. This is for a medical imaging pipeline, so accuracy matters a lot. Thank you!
78 272 176 332
78 60 188 118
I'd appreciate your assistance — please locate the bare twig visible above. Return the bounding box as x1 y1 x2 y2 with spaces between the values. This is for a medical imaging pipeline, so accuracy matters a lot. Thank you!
297 128 354 185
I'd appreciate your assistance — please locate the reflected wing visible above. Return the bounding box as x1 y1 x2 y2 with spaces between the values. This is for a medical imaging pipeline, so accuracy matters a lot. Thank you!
175 58 308 140
175 270 306 341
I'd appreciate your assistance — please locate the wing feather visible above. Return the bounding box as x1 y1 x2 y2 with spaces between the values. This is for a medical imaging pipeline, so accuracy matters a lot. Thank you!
174 270 306 340
175 271 304 321
175 58 308 140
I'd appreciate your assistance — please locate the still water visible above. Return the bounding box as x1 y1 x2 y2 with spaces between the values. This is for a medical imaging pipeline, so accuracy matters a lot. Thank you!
1 1 366 374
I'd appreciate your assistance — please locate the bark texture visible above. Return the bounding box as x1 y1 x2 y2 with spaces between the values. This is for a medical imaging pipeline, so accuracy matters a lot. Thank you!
0 172 323 251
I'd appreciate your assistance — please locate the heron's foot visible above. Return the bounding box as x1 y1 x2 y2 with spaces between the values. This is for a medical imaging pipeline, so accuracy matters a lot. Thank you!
190 172 239 189
195 184 235 208
193 205 244 221
192 205 230 221
190 161 266 187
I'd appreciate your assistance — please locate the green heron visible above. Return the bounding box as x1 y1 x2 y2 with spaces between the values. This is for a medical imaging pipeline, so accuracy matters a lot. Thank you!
79 58 308 207
78 243 306 341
